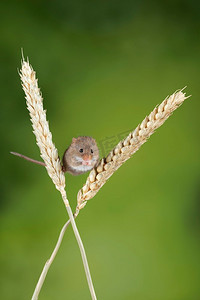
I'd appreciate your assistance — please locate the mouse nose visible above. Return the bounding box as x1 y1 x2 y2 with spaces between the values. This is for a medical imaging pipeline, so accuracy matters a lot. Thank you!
83 154 92 161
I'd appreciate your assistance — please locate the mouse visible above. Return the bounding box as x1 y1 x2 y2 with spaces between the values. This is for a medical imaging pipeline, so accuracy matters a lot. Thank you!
62 136 99 175
10 136 99 176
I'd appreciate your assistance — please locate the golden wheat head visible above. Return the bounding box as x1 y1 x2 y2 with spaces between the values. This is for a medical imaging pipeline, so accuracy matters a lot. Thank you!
76 89 189 216
20 59 65 193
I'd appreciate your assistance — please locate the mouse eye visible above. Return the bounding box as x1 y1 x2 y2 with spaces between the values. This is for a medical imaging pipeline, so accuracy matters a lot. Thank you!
79 149 83 153
91 149 93 154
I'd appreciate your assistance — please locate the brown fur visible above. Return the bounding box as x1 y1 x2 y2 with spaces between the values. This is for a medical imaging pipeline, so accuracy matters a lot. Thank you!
62 136 99 175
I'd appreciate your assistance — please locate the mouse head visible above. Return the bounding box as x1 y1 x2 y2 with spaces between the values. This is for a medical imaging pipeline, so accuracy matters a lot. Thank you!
71 136 99 166
62 136 99 175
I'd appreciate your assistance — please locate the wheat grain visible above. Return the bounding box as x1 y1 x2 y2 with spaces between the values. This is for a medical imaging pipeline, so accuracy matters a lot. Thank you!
76 89 189 216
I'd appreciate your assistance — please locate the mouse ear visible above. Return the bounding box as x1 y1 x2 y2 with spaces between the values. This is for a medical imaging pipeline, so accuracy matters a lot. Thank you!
72 137 77 143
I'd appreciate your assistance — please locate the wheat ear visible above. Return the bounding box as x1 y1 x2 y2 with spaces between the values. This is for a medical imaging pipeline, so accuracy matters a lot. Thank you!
76 89 189 216
20 58 97 300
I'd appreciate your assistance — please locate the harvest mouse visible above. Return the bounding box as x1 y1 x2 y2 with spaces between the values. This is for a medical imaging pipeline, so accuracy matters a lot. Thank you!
62 136 99 175
11 136 99 176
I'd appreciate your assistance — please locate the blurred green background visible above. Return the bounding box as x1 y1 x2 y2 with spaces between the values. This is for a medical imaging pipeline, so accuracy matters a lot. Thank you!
0 1 200 299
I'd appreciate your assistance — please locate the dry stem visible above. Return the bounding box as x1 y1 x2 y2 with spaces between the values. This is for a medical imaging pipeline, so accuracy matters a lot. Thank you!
31 220 71 299
20 58 97 300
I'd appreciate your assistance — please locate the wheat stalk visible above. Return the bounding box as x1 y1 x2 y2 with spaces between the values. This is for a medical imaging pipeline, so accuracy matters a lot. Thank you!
20 58 97 300
19 55 189 299
76 89 189 216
